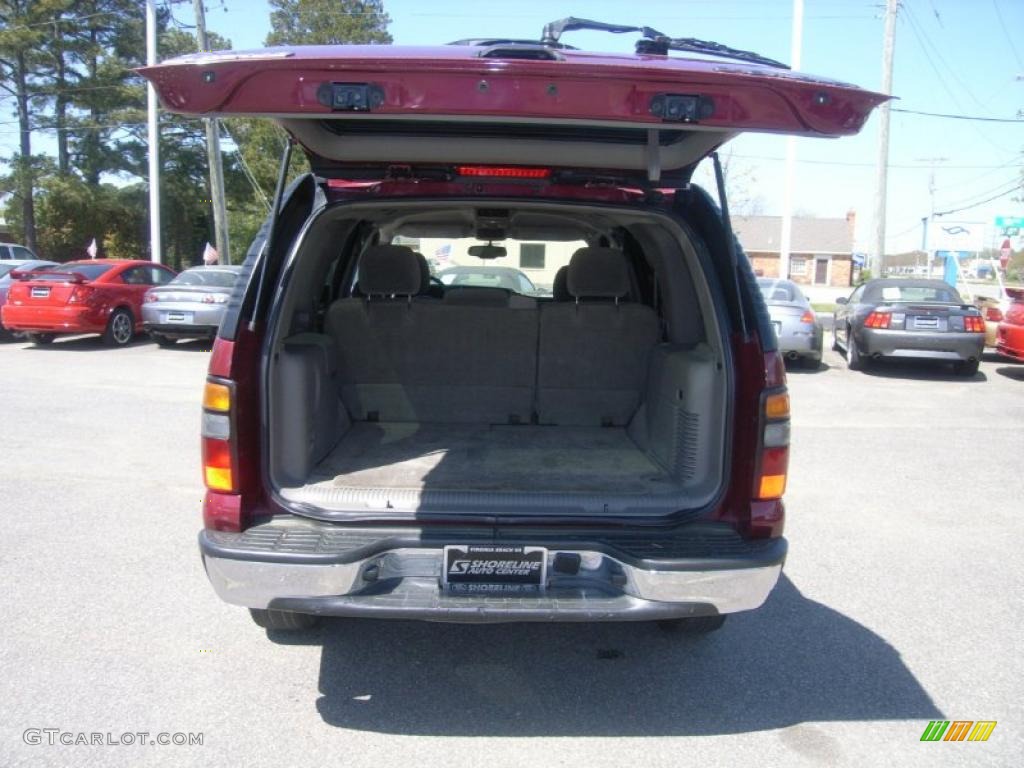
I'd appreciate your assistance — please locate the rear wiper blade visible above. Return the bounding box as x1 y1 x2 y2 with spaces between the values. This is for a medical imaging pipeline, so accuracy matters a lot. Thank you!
540 16 789 70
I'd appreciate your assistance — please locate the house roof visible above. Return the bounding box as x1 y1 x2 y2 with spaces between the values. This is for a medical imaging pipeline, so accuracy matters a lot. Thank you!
733 215 854 255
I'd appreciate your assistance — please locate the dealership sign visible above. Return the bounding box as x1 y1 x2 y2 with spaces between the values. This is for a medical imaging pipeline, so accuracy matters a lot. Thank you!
930 220 985 253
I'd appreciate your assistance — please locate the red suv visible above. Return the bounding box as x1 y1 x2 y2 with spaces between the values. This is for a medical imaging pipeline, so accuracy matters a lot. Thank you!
142 26 884 633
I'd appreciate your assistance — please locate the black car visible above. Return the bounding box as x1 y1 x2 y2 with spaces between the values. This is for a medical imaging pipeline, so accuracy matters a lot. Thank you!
832 279 986 375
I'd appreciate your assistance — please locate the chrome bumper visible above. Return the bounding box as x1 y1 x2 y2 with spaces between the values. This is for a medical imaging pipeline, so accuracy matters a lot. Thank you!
200 526 785 623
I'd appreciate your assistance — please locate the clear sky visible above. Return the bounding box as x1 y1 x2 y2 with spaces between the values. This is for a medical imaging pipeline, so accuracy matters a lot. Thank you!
5 0 1023 254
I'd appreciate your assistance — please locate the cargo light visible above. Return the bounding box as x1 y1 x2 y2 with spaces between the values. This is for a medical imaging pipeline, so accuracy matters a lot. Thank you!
456 165 551 179
864 311 891 329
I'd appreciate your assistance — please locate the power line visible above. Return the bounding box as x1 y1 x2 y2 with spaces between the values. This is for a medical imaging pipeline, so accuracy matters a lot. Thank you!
892 107 1024 124
934 183 1021 217
992 0 1024 69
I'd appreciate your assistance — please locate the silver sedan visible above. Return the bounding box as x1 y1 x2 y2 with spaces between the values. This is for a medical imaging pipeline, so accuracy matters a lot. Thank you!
142 265 242 345
756 278 823 369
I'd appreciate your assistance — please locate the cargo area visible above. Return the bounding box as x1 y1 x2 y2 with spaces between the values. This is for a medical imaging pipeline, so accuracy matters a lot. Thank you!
267 200 729 517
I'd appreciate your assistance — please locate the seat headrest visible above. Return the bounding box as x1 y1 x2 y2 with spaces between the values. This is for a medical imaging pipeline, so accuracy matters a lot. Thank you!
413 252 431 294
358 245 423 296
551 266 571 302
566 247 630 299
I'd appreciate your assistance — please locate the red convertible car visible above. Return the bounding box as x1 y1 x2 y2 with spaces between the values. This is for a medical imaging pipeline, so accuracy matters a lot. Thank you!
1 259 176 346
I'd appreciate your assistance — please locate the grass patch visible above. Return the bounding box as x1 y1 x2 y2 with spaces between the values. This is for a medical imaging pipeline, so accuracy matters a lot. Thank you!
811 302 836 313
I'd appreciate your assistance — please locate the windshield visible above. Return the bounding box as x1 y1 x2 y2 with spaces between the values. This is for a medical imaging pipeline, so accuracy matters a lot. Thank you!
395 237 587 297
33 263 114 281
756 278 803 303
867 283 961 303
170 269 239 288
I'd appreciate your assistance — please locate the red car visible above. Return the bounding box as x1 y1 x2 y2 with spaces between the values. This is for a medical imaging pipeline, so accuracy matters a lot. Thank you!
1 259 176 346
996 287 1024 362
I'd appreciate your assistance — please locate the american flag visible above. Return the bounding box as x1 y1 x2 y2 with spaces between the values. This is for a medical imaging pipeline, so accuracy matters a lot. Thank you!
434 243 451 263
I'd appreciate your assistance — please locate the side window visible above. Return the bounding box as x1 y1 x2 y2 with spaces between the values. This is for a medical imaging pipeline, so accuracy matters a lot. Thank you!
848 285 864 304
120 267 146 285
12 246 35 260
0 245 9 258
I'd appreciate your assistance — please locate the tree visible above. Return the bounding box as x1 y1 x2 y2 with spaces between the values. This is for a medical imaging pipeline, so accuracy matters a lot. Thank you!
266 0 392 46
0 0 54 251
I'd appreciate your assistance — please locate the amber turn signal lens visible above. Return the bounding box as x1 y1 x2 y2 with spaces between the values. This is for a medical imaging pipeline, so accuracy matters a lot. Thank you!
203 381 231 412
764 392 790 420
758 474 787 499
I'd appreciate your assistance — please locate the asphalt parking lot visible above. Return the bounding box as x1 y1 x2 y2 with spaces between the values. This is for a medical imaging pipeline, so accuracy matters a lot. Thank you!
1 335 1021 767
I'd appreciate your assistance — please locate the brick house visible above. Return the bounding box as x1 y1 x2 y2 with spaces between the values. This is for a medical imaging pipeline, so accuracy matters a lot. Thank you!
732 212 856 287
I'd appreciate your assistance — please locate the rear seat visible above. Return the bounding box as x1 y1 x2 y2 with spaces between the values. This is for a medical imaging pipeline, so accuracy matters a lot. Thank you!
537 248 659 426
326 244 657 427
326 245 536 424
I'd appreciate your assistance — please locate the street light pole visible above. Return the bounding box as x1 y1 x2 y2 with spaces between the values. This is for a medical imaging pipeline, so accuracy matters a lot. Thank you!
145 0 161 264
871 0 899 277
192 0 231 264
778 0 804 282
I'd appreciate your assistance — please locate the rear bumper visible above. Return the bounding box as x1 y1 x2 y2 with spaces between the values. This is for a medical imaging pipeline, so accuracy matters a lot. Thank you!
199 523 786 622
141 303 225 337
858 328 984 361
776 328 822 359
0 303 103 333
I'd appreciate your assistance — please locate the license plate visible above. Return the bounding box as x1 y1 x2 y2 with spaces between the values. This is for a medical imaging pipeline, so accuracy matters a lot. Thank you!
30 286 50 298
442 545 547 594
772 321 781 337
165 312 192 324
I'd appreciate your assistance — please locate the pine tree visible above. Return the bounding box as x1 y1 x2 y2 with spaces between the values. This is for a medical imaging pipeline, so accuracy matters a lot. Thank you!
266 0 392 47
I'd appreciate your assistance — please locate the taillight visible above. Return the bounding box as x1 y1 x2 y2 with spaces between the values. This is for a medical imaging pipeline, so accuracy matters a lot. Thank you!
145 292 160 303
984 307 1003 323
963 315 985 333
864 311 891 329
201 379 236 495
799 310 815 324
201 293 229 304
751 351 789 536
456 165 551 179
68 285 94 304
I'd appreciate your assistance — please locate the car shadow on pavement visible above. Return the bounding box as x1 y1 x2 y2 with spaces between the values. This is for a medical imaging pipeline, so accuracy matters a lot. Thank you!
995 365 1024 381
786 361 830 375
859 359 986 383
296 575 943 737
18 334 153 351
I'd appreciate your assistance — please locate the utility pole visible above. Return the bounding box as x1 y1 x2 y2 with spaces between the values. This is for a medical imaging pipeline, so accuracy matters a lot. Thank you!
871 0 899 277
145 0 162 264
192 0 231 264
915 155 947 276
778 0 804 282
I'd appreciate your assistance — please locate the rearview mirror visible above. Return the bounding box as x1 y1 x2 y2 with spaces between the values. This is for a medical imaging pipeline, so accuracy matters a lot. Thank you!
835 296 848 305
467 244 507 259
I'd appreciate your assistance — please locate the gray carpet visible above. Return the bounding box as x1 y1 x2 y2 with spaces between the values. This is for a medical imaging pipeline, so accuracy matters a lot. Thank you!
306 422 675 494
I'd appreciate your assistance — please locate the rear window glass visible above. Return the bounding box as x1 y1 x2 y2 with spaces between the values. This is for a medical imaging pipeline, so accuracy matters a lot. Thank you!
33 264 114 281
756 279 802 303
0 263 16 278
870 284 960 303
390 237 587 297
171 269 238 288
